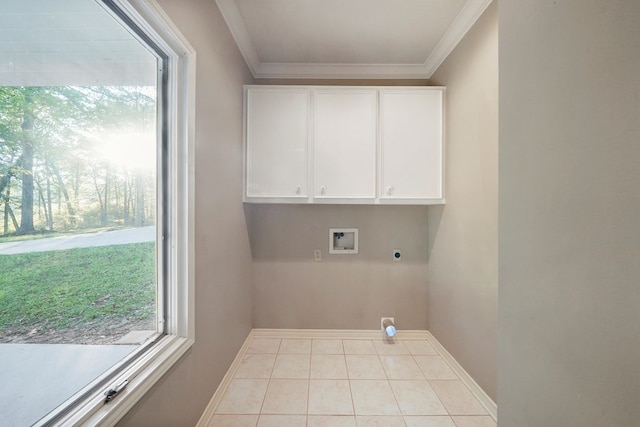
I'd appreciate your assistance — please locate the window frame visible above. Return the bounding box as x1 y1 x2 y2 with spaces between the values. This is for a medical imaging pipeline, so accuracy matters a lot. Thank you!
33 0 195 425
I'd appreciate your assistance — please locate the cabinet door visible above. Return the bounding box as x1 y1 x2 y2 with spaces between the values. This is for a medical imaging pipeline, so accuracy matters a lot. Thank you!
380 89 444 201
245 88 309 200
313 89 377 200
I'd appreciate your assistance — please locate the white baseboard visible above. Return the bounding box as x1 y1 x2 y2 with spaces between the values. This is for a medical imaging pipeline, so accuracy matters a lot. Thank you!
197 328 497 425
195 333 254 427
426 331 497 421
252 328 430 340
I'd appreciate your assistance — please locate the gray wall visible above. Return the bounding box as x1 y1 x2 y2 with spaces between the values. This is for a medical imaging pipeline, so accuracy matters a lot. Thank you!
117 0 255 425
499 1 640 426
427 3 498 400
248 204 429 330
247 79 432 331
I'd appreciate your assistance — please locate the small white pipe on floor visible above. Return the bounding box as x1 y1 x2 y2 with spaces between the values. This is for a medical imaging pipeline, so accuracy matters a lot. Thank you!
382 318 397 337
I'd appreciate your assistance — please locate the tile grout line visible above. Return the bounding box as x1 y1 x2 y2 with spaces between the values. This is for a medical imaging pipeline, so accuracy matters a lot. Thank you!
409 348 454 420
426 331 497 421
376 341 404 418
251 338 264 427
195 330 256 426
344 339 358 420
257 337 282 425
386 366 404 421
256 367 271 424
305 342 311 426
199 331 496 426
423 337 465 420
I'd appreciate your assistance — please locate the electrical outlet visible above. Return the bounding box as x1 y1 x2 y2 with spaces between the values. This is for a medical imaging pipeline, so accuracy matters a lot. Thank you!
314 249 322 261
381 317 395 330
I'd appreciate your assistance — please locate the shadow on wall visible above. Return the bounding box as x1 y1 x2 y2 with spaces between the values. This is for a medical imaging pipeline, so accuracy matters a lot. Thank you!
426 204 445 258
243 203 430 264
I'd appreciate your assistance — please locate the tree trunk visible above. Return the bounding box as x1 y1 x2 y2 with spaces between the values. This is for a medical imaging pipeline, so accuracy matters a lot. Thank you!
46 177 53 230
135 173 144 226
3 185 10 235
36 179 52 231
92 167 104 227
114 175 120 217
2 181 19 234
123 175 130 225
102 166 110 226
2 173 11 235
74 161 80 214
50 162 76 227
0 170 14 195
3 198 7 235
18 92 35 235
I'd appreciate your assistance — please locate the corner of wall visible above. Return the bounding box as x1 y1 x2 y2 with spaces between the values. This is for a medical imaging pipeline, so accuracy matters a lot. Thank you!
426 1 498 401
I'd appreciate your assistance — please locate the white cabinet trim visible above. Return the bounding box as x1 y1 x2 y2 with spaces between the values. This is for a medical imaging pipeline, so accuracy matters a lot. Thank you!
379 88 445 202
243 85 445 205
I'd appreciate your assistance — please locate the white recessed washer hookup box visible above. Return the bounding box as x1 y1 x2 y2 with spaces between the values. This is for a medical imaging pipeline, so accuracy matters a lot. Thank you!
329 228 358 254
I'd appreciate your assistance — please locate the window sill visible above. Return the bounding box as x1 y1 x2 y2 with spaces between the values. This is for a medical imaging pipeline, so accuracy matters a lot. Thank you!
46 335 193 426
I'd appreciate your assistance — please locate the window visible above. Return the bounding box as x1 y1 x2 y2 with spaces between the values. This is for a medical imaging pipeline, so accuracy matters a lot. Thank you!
0 0 193 425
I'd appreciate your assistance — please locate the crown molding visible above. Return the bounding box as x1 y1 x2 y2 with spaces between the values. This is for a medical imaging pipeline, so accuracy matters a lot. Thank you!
216 0 494 79
253 62 433 80
423 0 494 77
215 0 260 76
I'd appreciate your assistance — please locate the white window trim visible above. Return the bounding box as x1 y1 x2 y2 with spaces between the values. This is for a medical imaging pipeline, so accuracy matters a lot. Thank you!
38 1 196 425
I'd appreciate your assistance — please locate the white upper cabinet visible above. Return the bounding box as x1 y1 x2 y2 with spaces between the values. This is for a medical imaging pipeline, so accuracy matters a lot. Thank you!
313 89 377 201
243 85 445 205
380 88 444 202
245 87 309 201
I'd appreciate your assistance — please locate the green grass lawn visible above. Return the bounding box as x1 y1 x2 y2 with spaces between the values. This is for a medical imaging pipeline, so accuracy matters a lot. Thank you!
0 242 156 334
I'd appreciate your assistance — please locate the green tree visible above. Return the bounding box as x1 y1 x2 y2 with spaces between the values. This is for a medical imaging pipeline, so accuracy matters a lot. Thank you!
18 89 36 234
0 86 156 235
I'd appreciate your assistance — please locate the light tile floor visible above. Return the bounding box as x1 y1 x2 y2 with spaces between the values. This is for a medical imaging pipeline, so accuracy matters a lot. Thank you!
208 337 495 427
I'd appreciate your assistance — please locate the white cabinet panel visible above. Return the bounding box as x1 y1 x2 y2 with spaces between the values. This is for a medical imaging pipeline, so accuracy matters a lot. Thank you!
243 85 445 205
245 88 309 200
380 89 444 201
313 89 377 200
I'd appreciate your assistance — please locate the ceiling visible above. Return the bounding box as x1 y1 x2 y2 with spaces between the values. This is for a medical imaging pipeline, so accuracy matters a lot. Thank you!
216 0 494 79
0 0 156 86
0 0 494 86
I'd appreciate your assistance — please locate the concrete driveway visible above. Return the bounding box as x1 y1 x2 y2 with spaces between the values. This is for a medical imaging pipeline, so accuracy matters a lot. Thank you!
0 344 138 427
0 225 156 425
0 226 155 255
